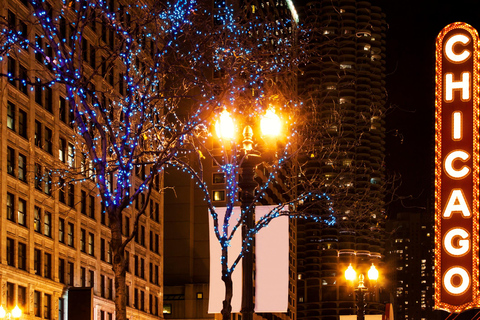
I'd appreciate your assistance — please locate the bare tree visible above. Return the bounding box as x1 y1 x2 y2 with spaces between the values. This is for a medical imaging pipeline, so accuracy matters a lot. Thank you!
0 0 305 319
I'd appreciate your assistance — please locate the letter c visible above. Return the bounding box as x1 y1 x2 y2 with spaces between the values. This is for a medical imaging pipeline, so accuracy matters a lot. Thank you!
445 150 470 179
445 34 471 63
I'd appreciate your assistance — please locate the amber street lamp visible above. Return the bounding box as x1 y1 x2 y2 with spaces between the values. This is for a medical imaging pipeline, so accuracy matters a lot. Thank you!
0 305 22 320
345 263 379 320
215 107 283 320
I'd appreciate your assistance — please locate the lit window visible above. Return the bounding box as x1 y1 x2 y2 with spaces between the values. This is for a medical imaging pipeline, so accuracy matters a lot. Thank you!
213 190 225 201
196 292 203 300
163 304 172 314
340 64 353 70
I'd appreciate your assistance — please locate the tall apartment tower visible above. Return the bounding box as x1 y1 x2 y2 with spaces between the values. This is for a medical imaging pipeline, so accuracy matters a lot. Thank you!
296 1 387 319
0 1 163 320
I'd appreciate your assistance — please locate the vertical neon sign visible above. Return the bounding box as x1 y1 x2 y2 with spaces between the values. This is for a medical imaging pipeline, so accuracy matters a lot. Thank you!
435 22 480 312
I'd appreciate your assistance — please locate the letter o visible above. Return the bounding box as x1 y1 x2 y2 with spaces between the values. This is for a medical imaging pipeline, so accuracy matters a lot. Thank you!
444 267 470 295
445 34 471 63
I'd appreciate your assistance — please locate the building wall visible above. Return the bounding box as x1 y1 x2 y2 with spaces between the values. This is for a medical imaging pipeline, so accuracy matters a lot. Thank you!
0 1 164 319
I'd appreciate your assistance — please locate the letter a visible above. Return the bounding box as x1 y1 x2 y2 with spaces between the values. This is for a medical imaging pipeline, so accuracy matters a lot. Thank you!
443 189 471 218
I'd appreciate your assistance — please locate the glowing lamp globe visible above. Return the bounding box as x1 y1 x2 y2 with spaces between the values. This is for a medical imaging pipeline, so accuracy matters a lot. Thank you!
0 306 6 318
12 305 21 319
368 264 379 281
260 108 281 138
215 110 235 140
345 264 356 281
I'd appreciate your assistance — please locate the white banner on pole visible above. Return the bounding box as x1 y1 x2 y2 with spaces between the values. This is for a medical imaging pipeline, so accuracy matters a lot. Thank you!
208 205 289 314
208 206 242 314
255 205 289 312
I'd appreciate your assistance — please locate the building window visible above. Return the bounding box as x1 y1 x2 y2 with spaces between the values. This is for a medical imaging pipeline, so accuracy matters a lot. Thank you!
7 101 15 131
81 191 87 215
89 195 95 219
7 147 15 176
6 238 15 267
18 153 27 182
67 222 74 247
163 304 172 314
34 291 41 317
34 207 42 233
18 109 27 138
213 190 225 201
35 120 42 148
59 138 66 163
44 293 51 319
44 252 52 279
6 282 14 309
213 173 225 184
89 270 95 288
100 275 105 298
45 127 53 154
35 163 43 190
101 238 106 261
34 248 42 276
59 218 65 243
81 267 86 287
59 258 65 284
7 193 14 221
88 233 95 256
59 178 66 204
18 242 26 270
68 143 75 167
80 229 86 253
44 170 52 195
18 198 26 226
18 286 26 310
67 262 74 286
44 211 52 237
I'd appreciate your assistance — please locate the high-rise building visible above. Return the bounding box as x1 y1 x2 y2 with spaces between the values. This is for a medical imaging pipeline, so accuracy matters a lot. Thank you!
296 1 387 319
386 212 437 320
0 1 163 319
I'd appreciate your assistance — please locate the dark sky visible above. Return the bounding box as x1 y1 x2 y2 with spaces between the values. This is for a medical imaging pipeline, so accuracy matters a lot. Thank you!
384 0 480 213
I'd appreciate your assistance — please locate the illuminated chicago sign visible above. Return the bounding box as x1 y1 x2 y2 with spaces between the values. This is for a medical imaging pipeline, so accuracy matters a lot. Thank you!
435 22 480 313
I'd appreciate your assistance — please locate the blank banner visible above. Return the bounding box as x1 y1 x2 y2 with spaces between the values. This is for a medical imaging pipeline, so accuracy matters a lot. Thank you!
208 206 242 314
255 205 289 313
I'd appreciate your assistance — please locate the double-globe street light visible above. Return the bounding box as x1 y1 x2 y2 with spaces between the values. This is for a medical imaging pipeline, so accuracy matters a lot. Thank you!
215 107 283 320
345 263 379 320
0 305 22 320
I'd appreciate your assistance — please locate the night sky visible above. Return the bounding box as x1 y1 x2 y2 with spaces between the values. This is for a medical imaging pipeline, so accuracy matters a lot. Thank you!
384 0 480 214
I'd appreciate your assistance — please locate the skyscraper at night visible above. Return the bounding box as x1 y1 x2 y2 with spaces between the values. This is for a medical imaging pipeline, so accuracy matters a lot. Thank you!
296 1 387 319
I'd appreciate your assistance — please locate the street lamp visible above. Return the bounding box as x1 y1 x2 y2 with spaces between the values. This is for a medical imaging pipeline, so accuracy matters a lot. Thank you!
215 107 283 320
0 305 22 320
345 263 379 320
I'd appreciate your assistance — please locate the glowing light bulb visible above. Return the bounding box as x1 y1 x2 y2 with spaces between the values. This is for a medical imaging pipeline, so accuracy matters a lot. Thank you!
260 108 281 138
0 306 6 319
215 109 235 140
345 264 356 281
368 263 379 281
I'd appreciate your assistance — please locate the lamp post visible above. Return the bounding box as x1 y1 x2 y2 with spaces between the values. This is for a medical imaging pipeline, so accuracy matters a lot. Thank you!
0 305 22 320
344 263 379 320
215 107 283 320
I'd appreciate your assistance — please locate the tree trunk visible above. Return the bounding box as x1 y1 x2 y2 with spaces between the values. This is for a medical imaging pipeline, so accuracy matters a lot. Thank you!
110 208 127 320
221 272 233 320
